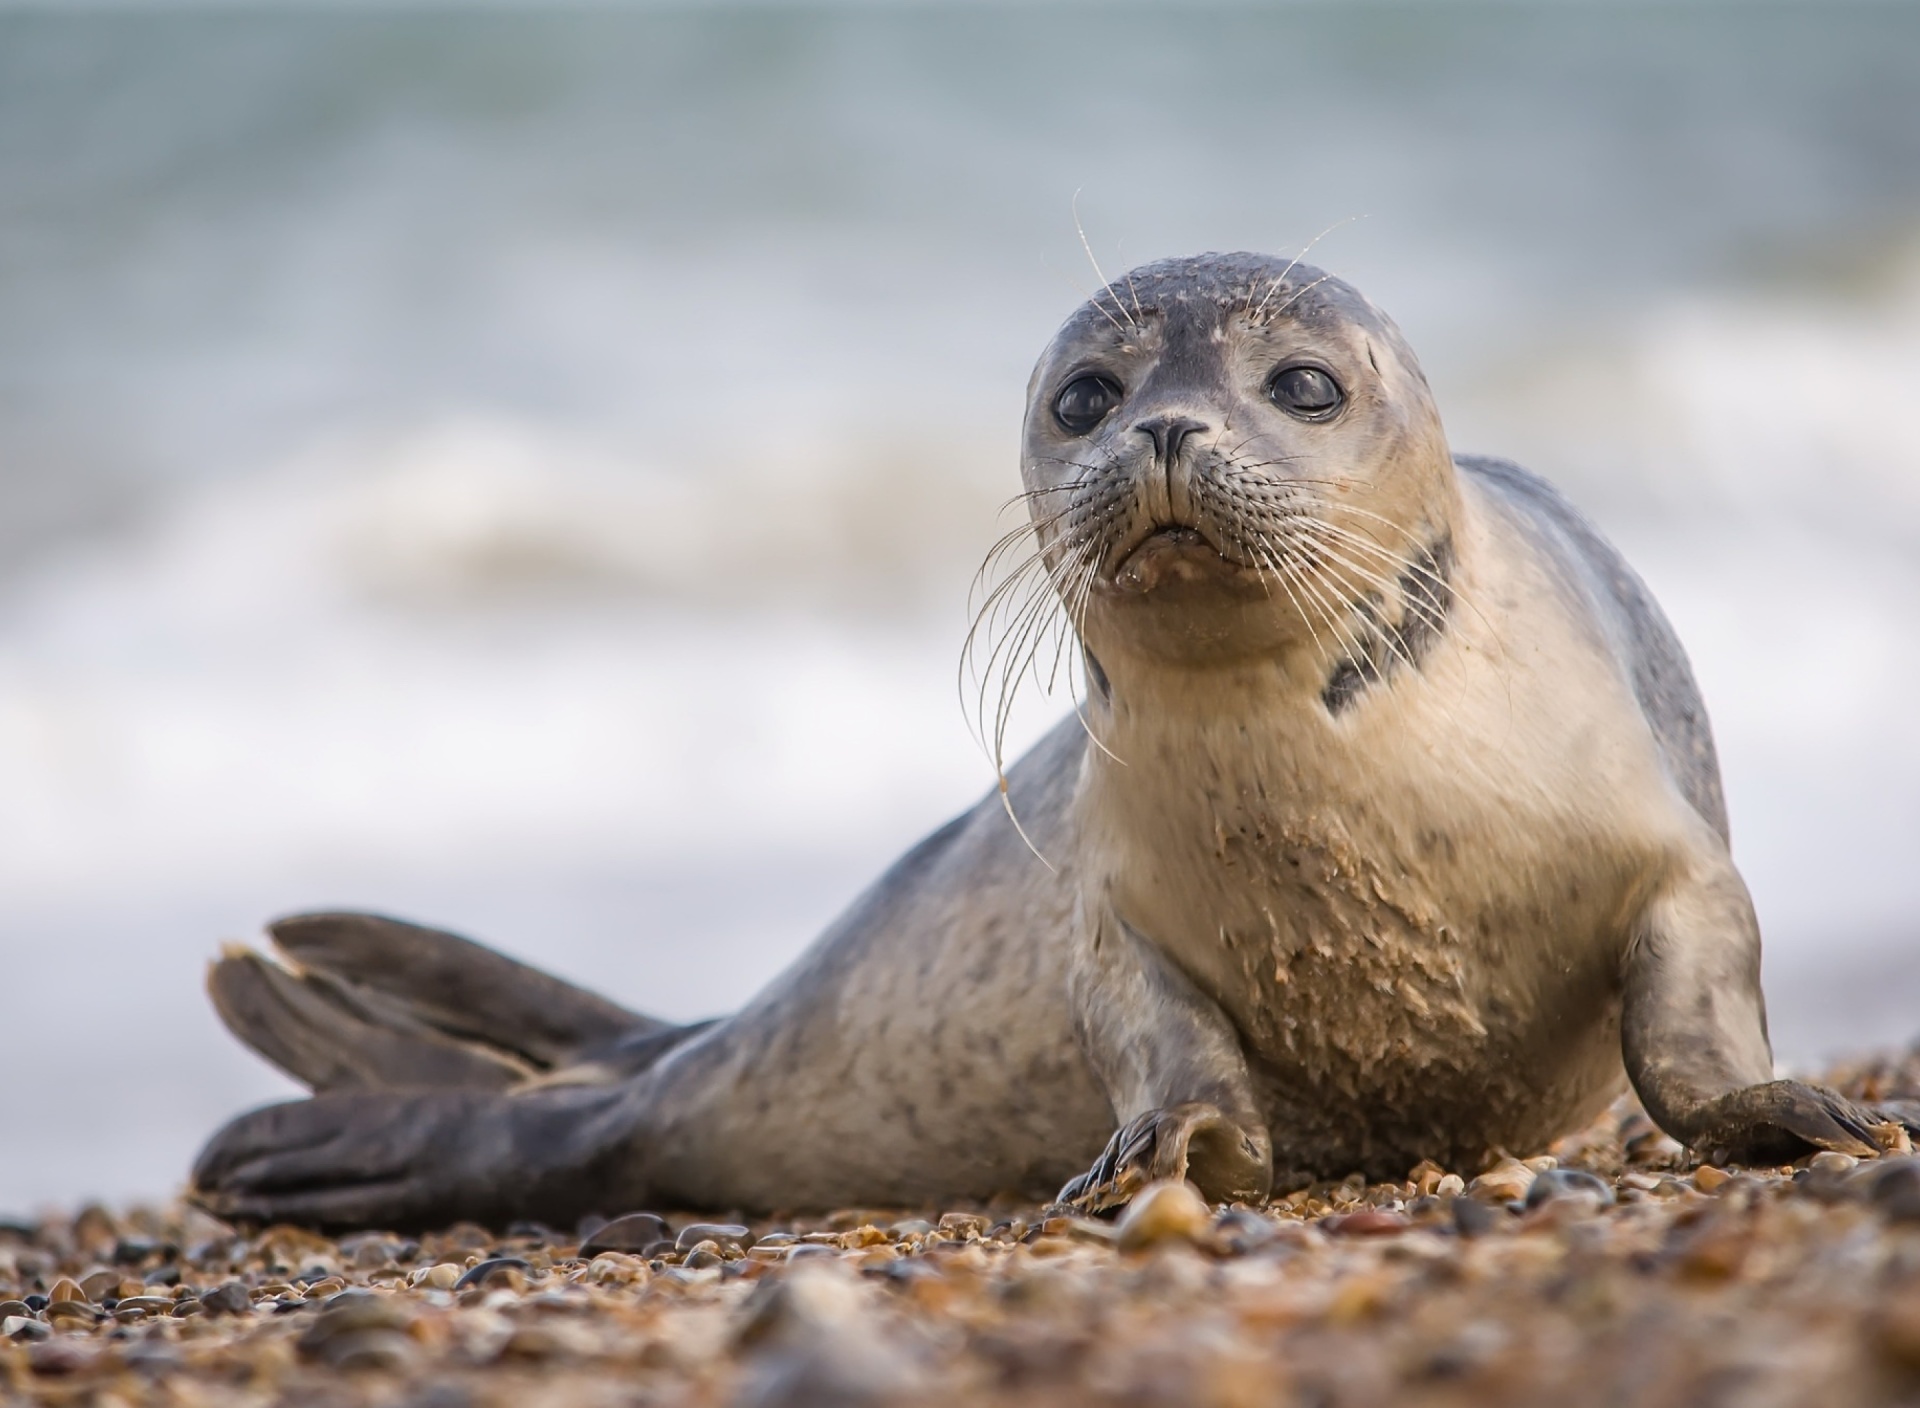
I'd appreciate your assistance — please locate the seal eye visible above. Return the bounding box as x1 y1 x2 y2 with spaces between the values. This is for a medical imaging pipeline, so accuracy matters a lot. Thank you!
1268 366 1343 419
1053 375 1124 435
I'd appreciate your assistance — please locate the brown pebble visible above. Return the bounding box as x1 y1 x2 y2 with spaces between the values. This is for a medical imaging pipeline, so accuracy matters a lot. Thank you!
1469 1159 1536 1204
1117 1180 1212 1251
453 1257 528 1292
1327 1209 1411 1237
78 1269 120 1302
46 1277 87 1305
1693 1165 1733 1193
27 1338 91 1376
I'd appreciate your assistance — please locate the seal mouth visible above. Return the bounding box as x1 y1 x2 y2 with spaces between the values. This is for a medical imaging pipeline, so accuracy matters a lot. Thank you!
1113 523 1232 571
1108 521 1252 593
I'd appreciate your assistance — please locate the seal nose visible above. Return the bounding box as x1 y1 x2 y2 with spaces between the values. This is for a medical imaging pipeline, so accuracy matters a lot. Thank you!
1134 415 1208 467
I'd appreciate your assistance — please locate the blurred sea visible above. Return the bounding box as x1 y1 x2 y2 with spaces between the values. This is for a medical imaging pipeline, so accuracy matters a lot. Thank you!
3 2 1919 1213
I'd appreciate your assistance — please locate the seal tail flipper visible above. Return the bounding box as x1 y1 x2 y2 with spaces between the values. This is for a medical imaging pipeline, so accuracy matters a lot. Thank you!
210 911 666 1093
208 947 534 1092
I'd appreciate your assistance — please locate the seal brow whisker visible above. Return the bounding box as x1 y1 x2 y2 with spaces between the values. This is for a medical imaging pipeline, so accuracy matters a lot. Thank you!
1248 216 1361 321
1072 189 1140 333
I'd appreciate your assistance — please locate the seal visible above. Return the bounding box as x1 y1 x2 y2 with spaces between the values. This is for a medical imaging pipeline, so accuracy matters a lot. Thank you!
192 253 1912 1231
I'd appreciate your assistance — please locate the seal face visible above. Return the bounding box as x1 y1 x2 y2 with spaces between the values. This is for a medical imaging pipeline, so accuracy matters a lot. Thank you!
191 254 1907 1232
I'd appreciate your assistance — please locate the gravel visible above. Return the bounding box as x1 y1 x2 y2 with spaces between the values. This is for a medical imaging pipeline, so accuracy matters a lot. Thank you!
8 1052 1920 1406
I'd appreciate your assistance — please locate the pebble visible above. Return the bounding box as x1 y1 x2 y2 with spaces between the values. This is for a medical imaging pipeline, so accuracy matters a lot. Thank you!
675 1222 751 1253
1692 1165 1734 1193
9 1065 1920 1407
1452 1195 1503 1238
1468 1158 1537 1204
579 1211 671 1256
452 1257 528 1291
1524 1168 1615 1210
1116 1180 1212 1251
201 1280 253 1315
5 1314 50 1342
1327 1209 1412 1236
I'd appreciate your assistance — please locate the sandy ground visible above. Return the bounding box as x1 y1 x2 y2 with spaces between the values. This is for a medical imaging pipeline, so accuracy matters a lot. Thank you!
11 1053 1920 1407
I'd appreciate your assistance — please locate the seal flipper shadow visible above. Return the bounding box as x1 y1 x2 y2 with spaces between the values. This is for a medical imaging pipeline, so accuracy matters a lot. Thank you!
210 911 673 1093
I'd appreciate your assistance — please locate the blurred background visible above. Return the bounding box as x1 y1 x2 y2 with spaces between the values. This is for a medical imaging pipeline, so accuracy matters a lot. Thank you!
3 1 1918 1215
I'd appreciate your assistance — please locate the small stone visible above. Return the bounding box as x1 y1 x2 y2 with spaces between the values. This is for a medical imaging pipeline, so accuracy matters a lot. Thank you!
1452 1196 1502 1238
1468 1158 1536 1204
453 1257 528 1292
1809 1150 1859 1175
675 1222 751 1253
578 1212 671 1256
1212 1209 1276 1255
111 1296 176 1320
1692 1165 1734 1193
1434 1173 1467 1197
111 1237 162 1265
6 1314 50 1342
1408 1159 1448 1196
423 1262 463 1290
685 1247 725 1270
1524 1168 1615 1211
46 1277 87 1305
938 1212 988 1237
1328 1209 1412 1236
1116 1180 1212 1251
201 1280 252 1316
78 1269 121 1302
297 1288 417 1369
1874 1121 1916 1156
0 1300 29 1319
27 1337 90 1376
1874 1290 1920 1370
43 1299 100 1325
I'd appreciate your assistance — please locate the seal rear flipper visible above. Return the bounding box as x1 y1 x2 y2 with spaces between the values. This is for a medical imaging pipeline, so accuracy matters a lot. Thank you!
208 948 536 1092
269 911 661 1066
191 1084 646 1233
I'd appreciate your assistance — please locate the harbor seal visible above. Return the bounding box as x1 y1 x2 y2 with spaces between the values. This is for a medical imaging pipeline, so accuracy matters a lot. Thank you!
192 253 1909 1231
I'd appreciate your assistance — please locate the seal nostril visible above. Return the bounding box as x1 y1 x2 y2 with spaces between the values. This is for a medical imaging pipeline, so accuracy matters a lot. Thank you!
1134 415 1208 466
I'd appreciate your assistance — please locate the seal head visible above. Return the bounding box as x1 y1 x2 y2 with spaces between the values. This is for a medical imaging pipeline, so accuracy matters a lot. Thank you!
1022 255 1455 675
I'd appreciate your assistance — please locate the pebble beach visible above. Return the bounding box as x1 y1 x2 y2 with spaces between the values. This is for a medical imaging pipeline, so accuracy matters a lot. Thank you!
10 1052 1920 1407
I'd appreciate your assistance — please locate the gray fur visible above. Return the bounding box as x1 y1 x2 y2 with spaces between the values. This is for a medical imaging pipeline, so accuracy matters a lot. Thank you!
192 254 1902 1231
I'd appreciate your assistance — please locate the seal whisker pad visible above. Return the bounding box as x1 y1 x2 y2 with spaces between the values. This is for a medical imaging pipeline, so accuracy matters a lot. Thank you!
193 253 1836 1228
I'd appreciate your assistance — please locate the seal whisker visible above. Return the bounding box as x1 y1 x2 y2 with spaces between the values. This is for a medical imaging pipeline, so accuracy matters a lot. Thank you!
1247 216 1362 322
1299 522 1454 642
1072 190 1140 333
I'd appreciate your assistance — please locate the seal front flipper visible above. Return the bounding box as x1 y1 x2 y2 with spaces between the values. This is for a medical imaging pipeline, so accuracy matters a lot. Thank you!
1057 911 1271 1213
1622 853 1884 1164
210 912 668 1092
192 1083 648 1233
